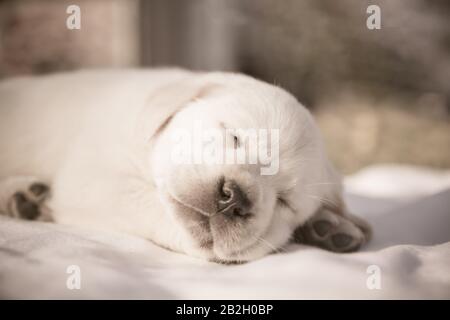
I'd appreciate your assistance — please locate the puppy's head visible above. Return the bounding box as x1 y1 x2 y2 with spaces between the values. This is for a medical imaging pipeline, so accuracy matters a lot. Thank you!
149 72 342 262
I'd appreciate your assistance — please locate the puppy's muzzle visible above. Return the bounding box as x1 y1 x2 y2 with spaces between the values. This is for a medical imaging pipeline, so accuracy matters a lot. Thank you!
217 178 252 218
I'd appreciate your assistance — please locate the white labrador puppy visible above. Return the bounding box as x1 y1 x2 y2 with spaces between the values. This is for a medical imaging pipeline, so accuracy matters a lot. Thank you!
0 69 370 262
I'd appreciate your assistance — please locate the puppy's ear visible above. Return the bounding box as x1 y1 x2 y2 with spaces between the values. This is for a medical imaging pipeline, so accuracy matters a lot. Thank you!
135 76 219 144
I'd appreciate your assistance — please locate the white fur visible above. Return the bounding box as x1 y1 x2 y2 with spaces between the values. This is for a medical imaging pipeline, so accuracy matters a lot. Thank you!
0 69 342 261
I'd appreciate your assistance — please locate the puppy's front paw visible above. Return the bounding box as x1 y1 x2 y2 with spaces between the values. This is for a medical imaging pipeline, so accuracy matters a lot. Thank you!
293 208 368 253
7 182 52 221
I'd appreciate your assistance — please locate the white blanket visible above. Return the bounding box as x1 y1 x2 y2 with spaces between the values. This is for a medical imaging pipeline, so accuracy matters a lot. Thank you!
1 165 449 299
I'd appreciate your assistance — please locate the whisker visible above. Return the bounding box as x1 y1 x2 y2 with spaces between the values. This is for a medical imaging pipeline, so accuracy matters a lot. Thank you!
306 194 339 208
296 157 316 163
184 220 210 229
165 187 211 216
253 235 285 254
305 182 340 187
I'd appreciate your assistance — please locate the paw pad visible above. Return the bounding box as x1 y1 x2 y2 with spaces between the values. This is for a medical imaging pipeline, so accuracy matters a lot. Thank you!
29 183 49 197
331 233 353 248
7 181 51 221
294 208 367 253
313 220 332 237
13 192 40 220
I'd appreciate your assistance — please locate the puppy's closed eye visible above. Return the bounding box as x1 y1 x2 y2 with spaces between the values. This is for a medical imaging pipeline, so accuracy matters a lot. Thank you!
277 195 294 213
220 122 240 149
232 135 240 149
277 196 288 206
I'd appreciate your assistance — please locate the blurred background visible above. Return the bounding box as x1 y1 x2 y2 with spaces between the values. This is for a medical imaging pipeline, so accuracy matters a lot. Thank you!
0 0 449 174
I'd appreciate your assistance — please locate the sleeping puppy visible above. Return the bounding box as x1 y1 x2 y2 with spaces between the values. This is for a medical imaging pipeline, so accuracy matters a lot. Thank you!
0 69 370 262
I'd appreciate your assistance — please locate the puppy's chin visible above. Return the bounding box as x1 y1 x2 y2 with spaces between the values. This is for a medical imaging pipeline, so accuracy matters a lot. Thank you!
210 212 296 263
210 237 275 263
182 231 276 264
157 185 279 263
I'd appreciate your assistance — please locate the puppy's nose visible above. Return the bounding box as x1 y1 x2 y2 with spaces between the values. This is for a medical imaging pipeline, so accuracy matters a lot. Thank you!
217 179 251 217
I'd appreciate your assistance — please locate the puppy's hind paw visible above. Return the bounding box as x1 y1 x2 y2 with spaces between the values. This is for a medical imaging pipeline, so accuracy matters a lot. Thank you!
7 182 52 221
293 208 368 253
